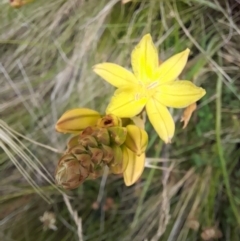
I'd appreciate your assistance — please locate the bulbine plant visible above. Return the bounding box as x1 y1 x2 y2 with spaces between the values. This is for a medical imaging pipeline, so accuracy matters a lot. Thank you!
55 34 206 190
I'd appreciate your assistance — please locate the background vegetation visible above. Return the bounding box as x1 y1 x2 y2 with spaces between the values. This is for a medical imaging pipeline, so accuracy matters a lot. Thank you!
1 0 240 240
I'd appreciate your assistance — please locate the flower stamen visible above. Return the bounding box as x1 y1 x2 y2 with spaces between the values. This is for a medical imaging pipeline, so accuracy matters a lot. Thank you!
147 81 159 90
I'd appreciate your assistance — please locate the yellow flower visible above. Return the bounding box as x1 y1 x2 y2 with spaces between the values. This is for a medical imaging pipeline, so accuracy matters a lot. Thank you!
93 34 206 143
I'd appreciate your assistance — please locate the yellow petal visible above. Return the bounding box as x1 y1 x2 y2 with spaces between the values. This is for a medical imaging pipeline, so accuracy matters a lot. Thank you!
155 81 206 108
93 63 137 88
55 108 101 133
123 146 145 186
106 87 147 118
154 49 190 84
131 34 158 83
146 98 175 143
181 102 197 129
131 116 145 129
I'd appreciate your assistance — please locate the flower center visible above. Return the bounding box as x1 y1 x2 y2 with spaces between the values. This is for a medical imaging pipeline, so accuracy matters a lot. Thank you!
146 81 159 98
134 81 160 100
146 81 159 90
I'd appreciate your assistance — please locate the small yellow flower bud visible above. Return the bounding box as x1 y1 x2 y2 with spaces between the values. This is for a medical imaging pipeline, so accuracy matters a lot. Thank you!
55 108 101 134
124 125 148 156
122 146 145 186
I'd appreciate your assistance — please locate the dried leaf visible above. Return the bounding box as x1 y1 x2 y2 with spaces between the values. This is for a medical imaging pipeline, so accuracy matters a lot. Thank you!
10 0 33 8
181 102 197 129
201 227 222 240
121 0 132 4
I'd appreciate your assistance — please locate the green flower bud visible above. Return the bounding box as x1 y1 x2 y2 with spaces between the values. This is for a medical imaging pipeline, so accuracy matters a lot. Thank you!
108 126 127 146
109 145 123 174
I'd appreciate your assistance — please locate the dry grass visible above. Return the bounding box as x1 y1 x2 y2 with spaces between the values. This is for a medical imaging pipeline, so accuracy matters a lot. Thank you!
1 0 240 240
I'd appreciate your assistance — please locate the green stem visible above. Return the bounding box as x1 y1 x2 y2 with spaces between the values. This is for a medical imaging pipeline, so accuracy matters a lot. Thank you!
131 140 163 228
131 166 155 229
216 71 240 224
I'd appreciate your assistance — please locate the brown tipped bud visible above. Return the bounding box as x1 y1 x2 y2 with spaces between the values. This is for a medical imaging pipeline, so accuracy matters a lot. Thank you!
55 154 88 189
73 153 92 169
101 144 114 163
79 135 98 147
69 145 87 154
89 147 103 164
108 127 127 145
97 114 122 128
92 128 110 145
67 135 80 151
81 126 95 136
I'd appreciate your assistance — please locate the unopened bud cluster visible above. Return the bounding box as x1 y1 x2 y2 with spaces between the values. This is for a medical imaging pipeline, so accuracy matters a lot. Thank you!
55 108 148 189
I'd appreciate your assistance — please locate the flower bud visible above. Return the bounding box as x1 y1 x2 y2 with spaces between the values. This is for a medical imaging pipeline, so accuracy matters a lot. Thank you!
55 154 88 189
89 147 103 164
67 135 80 151
109 145 123 174
73 153 92 169
55 108 101 134
92 128 110 145
68 145 86 154
81 126 95 136
97 114 122 128
79 135 98 147
108 126 127 146
123 147 145 186
101 144 114 163
124 125 148 156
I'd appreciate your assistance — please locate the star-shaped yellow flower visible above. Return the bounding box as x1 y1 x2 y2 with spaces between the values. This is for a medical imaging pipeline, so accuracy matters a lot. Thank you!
93 34 206 143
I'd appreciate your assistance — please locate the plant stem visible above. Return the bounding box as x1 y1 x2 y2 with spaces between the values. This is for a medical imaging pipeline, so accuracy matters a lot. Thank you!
216 68 240 225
